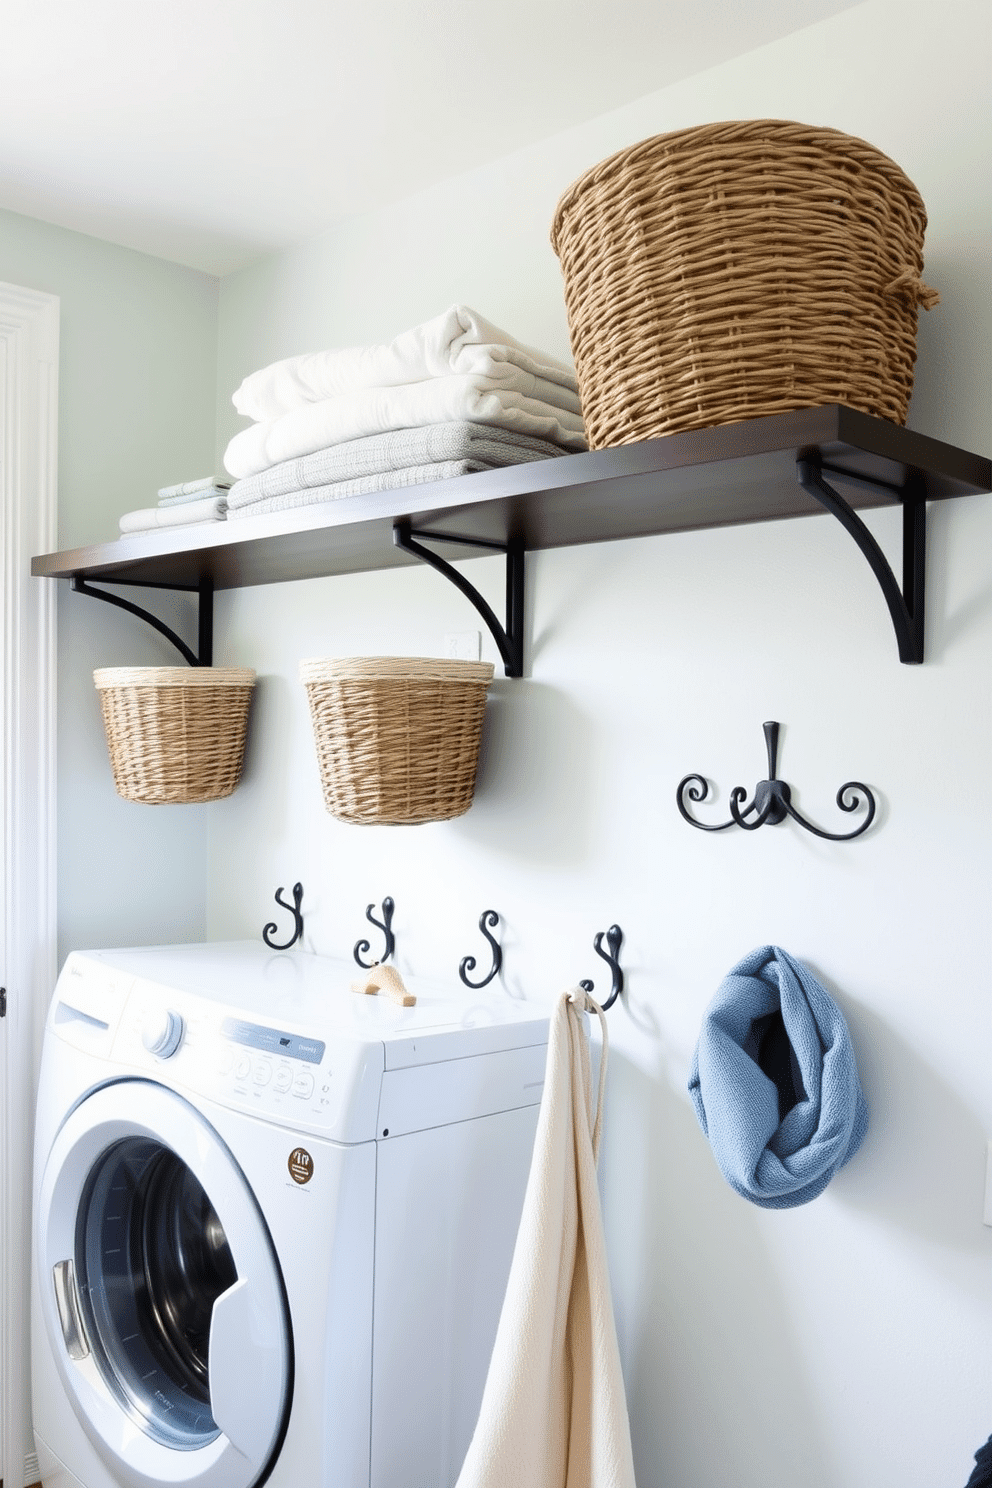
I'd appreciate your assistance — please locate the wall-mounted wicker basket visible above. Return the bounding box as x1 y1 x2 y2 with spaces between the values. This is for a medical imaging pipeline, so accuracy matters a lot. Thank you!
550 119 939 450
299 656 495 825
94 666 256 804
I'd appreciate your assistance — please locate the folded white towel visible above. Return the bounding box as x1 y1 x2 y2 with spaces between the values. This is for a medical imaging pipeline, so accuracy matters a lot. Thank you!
223 376 587 480
158 484 231 508
157 475 230 499
227 421 567 509
454 988 636 1488
233 305 579 422
119 495 228 534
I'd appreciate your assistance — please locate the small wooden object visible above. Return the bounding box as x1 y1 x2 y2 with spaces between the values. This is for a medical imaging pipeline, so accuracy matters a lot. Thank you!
351 963 416 1007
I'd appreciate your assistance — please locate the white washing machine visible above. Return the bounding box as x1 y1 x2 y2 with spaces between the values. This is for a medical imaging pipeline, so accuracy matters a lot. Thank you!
32 940 550 1488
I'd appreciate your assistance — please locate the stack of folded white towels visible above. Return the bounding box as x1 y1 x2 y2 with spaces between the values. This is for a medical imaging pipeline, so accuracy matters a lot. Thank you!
118 476 230 536
221 305 587 519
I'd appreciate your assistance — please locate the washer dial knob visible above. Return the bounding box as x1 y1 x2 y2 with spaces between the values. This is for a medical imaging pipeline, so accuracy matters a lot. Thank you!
141 1008 185 1060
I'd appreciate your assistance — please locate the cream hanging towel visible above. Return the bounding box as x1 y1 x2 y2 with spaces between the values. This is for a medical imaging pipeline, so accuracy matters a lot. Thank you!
455 987 637 1488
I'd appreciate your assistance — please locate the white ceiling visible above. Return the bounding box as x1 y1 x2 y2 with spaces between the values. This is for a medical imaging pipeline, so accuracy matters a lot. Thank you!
0 0 862 276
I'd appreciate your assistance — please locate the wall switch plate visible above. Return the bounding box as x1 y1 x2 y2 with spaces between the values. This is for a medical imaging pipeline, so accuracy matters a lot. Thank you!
983 1141 992 1227
444 630 481 661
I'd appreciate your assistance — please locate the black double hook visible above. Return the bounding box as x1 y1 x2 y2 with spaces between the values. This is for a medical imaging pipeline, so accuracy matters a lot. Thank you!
677 721 876 841
580 923 624 1012
262 882 305 951
354 897 396 969
459 910 503 989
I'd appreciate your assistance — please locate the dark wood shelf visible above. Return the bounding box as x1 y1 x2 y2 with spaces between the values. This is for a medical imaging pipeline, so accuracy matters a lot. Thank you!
32 405 991 591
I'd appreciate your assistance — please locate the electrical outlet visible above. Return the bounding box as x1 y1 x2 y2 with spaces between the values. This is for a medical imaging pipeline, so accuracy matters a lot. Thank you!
444 630 481 661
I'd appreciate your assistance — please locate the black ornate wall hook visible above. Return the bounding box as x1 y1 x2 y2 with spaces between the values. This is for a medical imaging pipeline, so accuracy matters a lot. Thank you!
459 910 503 989
354 897 396 968
677 722 876 841
262 882 304 950
580 923 624 1011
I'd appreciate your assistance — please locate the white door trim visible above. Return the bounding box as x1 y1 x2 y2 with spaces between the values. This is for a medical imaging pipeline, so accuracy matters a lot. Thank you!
0 281 59 1488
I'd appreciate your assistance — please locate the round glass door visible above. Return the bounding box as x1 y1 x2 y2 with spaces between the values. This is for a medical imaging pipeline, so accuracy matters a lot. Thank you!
76 1135 239 1448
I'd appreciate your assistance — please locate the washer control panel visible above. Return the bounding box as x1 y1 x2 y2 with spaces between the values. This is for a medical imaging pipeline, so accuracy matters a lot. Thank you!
112 982 384 1142
218 1017 328 1106
222 1016 324 1067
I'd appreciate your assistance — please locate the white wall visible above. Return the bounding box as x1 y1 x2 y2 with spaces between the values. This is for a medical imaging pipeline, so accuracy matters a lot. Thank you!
0 210 220 961
208 2 991 1483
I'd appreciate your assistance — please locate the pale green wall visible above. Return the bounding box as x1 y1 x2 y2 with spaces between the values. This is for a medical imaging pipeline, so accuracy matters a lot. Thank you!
0 208 220 958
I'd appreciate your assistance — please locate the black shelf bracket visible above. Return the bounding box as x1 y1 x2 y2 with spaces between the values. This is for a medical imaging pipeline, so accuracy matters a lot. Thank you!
393 519 524 678
797 455 926 664
71 574 214 667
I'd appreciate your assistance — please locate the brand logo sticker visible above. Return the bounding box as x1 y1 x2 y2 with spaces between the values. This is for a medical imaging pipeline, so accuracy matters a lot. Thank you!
288 1147 314 1185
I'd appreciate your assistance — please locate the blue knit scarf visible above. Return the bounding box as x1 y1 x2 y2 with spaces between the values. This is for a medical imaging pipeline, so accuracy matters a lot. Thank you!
688 945 868 1209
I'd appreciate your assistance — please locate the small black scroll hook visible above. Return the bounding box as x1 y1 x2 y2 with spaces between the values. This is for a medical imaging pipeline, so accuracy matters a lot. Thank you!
459 910 503 990
354 897 396 969
262 882 304 951
580 923 624 1011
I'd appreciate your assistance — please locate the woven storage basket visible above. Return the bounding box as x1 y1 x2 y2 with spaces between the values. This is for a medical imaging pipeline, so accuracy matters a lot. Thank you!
94 667 256 804
300 657 495 825
550 119 938 448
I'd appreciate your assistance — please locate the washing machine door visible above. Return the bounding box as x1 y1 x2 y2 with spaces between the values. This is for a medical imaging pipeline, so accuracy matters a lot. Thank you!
36 1079 292 1488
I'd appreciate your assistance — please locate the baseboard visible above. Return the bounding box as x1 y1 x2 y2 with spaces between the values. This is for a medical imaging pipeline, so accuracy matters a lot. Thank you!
0 1456 41 1488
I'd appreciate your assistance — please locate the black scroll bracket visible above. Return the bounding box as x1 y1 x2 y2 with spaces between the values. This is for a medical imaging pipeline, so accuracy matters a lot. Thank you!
262 882 304 951
797 454 926 665
677 721 876 841
459 910 503 990
354 897 396 969
579 923 625 1012
392 519 524 678
71 574 214 667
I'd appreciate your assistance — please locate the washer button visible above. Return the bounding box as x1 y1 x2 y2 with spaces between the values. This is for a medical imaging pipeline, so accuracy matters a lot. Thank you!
292 1071 315 1099
234 1054 251 1080
273 1066 292 1093
253 1061 272 1086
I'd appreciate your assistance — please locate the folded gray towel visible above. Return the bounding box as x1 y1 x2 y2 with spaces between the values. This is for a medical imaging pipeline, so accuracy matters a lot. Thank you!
226 420 569 510
227 461 492 518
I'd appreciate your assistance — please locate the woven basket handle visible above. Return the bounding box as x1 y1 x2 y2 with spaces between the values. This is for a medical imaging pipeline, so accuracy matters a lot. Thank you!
884 269 940 310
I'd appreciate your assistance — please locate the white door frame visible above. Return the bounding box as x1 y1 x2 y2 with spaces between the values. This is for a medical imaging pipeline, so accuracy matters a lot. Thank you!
0 282 59 1488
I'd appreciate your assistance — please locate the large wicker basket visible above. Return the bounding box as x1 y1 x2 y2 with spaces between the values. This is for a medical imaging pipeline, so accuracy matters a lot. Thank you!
94 667 256 804
550 119 939 449
299 657 495 825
